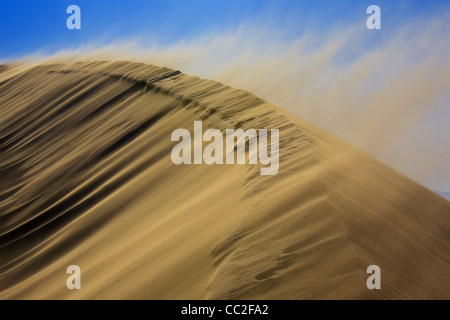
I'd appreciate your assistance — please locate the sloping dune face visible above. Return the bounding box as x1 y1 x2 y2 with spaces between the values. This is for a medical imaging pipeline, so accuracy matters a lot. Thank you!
0 61 448 300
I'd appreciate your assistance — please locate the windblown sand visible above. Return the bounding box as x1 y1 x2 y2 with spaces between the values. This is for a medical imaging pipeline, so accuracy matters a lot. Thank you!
0 61 448 299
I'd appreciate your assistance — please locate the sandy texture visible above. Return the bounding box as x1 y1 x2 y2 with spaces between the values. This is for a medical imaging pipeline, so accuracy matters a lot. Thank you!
0 61 448 300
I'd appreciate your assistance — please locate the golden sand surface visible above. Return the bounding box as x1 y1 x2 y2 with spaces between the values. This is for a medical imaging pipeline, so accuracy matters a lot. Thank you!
0 61 448 299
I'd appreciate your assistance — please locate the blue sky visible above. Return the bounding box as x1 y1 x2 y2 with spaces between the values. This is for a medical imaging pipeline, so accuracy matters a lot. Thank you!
0 0 448 59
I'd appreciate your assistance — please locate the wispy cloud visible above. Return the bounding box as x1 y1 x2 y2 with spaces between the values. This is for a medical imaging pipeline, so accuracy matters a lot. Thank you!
10 9 450 192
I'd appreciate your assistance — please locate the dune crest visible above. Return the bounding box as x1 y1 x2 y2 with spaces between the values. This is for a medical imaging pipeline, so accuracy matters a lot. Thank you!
0 61 448 299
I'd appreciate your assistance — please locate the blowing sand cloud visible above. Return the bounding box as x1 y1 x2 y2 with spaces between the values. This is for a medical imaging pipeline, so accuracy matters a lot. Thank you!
26 11 450 193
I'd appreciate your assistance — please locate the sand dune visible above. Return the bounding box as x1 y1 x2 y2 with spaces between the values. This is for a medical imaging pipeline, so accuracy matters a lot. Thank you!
0 61 448 300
